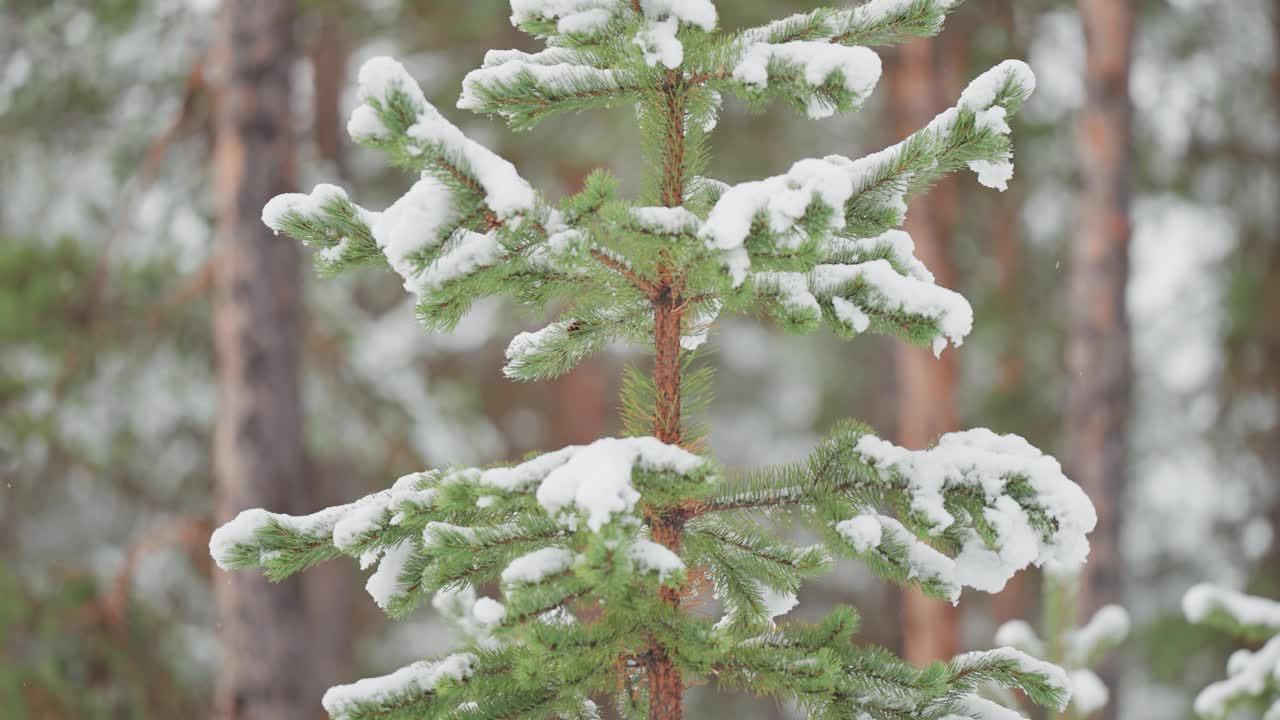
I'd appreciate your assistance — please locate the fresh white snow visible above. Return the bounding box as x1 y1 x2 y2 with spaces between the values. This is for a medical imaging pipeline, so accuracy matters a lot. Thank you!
732 42 882 118
459 61 622 114
1068 669 1109 716
812 260 974 354
370 177 457 296
958 60 1036 114
1184 584 1280 630
322 653 476 720
630 205 702 235
472 597 507 625
626 539 686 581
854 429 1096 597
635 17 684 68
834 514 882 553
968 158 1016 191
535 437 704 531
1066 604 1130 664
993 619 1045 657
262 184 349 233
760 584 799 624
501 546 576 585
1193 634 1280 718
365 540 416 610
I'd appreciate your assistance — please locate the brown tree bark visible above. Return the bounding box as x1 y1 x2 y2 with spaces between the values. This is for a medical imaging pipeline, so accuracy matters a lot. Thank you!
303 462 360 719
309 8 348 177
1065 1 1135 715
555 165 612 448
211 2 310 719
884 36 962 666
303 10 359 715
645 68 690 720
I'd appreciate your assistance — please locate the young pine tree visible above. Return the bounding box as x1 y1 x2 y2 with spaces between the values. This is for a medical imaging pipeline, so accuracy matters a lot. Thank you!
208 2 1098 718
1184 585 1280 719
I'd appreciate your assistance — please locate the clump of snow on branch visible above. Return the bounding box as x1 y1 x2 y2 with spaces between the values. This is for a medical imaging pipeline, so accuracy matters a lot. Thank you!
701 156 856 284
262 184 350 233
957 648 1072 699
1185 584 1280 631
853 429 1096 597
502 547 577 585
732 42 882 118
813 260 973 355
322 652 476 720
459 56 624 114
831 0 957 31
351 57 537 220
508 0 617 34
626 539 686 581
991 597 1129 717
1184 585 1280 719
535 437 705 531
209 471 438 571
957 60 1035 190
834 514 882 553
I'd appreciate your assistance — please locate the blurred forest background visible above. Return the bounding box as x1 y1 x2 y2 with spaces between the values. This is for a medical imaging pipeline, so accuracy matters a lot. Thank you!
1 0 1277 718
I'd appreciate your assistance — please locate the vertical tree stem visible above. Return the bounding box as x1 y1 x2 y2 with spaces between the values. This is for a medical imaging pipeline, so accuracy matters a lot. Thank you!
646 68 688 720
1066 3 1134 716
211 2 311 719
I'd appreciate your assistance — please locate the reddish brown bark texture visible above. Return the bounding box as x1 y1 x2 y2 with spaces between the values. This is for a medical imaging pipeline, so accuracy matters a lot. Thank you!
211 2 310 719
645 71 689 720
1065 1 1135 715
885 35 962 666
309 10 348 177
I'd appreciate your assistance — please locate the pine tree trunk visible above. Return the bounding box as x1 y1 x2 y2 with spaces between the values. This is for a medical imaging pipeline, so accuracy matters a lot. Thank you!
211 3 309 719
303 13 359 714
1065 1 1135 715
556 165 611 448
303 462 359 719
645 70 689 720
309 9 348 177
885 35 962 667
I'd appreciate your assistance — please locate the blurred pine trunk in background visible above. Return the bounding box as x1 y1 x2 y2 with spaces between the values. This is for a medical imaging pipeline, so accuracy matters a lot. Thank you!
884 29 963 667
1065 1 1135 717
211 2 311 718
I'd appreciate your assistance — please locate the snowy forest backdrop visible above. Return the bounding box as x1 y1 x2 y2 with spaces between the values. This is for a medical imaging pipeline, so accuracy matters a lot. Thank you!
0 0 1276 719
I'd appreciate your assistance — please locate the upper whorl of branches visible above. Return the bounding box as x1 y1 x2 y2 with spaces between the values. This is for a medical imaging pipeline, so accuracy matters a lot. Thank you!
213 3 1091 720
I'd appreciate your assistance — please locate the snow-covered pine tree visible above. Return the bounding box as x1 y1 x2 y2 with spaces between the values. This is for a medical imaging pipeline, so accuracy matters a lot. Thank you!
991 568 1129 719
1184 585 1280 719
208 2 1099 718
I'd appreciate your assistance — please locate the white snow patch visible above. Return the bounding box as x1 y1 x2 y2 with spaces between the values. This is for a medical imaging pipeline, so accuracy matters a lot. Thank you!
813 260 974 352
472 597 507 625
1184 584 1280 630
733 42 882 118
502 547 576 585
627 539 685 581
322 653 476 719
857 429 1096 597
536 437 704 531
969 159 1016 191
760 585 799 624
262 184 349 233
994 620 1045 656
635 16 684 68
958 60 1036 113
835 514 882 552
365 540 416 610
1069 669 1109 715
